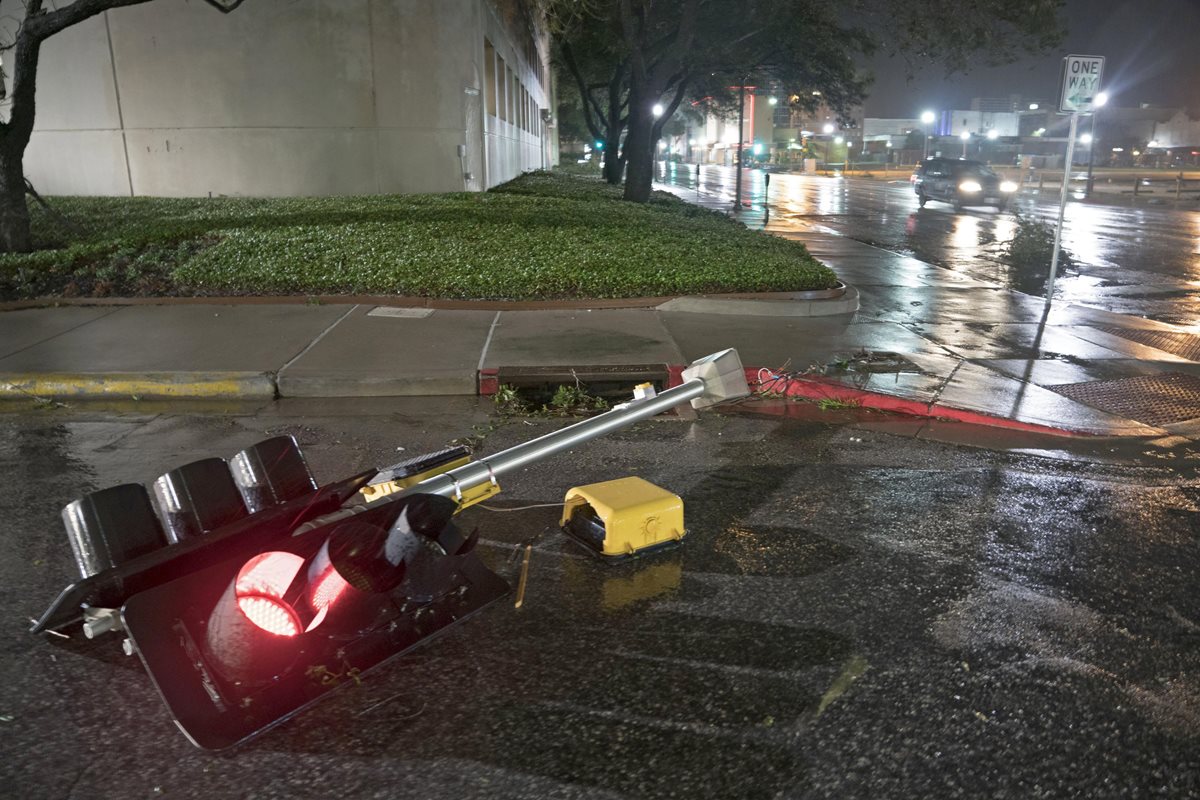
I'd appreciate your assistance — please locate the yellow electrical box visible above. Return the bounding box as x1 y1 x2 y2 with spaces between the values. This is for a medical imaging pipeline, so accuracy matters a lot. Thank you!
560 477 685 561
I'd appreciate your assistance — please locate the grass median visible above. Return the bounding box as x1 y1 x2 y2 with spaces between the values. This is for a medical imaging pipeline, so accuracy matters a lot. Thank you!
0 170 837 301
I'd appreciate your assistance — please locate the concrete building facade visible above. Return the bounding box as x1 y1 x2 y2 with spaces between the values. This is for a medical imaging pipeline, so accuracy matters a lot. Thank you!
21 0 555 197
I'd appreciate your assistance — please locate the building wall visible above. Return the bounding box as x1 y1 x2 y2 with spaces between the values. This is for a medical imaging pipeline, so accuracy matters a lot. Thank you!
22 0 553 197
1153 112 1200 148
936 110 1019 138
863 118 924 138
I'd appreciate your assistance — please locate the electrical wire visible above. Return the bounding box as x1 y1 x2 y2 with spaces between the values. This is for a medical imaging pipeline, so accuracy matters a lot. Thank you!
475 501 565 512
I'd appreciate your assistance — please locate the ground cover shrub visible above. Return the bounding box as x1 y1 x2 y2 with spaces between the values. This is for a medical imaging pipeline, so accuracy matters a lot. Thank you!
0 171 837 301
999 212 1076 295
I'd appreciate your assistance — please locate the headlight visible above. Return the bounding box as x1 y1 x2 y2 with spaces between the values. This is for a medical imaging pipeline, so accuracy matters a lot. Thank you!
1000 181 1018 193
958 180 982 193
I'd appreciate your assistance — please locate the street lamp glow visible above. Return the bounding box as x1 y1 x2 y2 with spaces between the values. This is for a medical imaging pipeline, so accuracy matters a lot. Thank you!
959 131 970 140
1149 140 1160 148
1094 91 1109 108
822 123 835 134
768 97 778 106
920 110 935 124
652 103 664 117
1029 103 1039 110
986 129 999 140
1080 133 1093 145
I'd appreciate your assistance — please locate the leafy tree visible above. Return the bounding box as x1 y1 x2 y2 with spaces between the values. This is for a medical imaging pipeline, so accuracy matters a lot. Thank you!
0 0 243 253
558 0 1066 203
558 16 631 183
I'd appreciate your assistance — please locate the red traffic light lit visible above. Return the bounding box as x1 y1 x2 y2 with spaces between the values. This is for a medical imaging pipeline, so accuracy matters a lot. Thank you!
234 552 308 637
121 493 507 750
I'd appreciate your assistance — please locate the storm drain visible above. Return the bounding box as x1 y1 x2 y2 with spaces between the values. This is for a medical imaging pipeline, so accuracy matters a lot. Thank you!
1049 372 1200 426
1089 326 1200 362
494 364 669 402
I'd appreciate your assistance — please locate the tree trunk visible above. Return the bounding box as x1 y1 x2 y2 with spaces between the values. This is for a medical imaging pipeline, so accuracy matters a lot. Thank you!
602 147 624 184
622 107 654 202
0 139 32 252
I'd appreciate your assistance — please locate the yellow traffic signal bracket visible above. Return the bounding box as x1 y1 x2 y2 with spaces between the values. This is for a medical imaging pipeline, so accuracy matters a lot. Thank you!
360 454 500 512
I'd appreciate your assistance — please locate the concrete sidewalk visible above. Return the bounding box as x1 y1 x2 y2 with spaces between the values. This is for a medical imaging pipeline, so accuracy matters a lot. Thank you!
3 225 1200 438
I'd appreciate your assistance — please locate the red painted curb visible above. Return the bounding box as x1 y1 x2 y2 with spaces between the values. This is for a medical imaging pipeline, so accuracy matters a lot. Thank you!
740 366 1086 437
478 364 1086 437
478 368 499 396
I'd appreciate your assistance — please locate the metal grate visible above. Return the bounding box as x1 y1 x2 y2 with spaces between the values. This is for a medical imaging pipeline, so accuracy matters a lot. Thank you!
1049 372 1200 426
1090 326 1200 362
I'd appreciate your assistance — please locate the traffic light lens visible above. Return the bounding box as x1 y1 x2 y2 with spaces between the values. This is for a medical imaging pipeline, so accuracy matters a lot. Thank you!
233 551 305 636
236 595 300 637
235 551 303 596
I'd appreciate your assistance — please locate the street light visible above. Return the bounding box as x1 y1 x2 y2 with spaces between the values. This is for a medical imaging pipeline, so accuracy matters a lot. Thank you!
652 103 664 117
920 110 935 160
960 130 970 158
1085 91 1108 196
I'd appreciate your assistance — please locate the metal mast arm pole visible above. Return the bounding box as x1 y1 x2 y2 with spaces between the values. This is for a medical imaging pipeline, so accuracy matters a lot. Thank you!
405 378 706 501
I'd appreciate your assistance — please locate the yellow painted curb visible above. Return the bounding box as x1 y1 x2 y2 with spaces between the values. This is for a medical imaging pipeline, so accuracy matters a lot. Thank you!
0 372 277 400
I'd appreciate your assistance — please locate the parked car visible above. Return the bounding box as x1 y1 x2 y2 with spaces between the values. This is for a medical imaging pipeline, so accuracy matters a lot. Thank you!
913 158 1018 211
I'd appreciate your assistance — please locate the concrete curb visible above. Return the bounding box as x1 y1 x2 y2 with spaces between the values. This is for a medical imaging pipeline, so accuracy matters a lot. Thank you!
656 285 859 317
0 372 278 401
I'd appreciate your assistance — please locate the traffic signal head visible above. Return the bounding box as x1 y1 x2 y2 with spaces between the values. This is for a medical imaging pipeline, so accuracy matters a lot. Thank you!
121 491 506 749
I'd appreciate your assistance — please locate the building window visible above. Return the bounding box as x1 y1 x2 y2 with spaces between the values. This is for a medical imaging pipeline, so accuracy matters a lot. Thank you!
499 61 509 122
510 69 518 128
484 40 497 118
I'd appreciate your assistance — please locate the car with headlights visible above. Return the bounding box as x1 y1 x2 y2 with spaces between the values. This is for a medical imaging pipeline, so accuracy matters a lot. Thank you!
913 158 1018 211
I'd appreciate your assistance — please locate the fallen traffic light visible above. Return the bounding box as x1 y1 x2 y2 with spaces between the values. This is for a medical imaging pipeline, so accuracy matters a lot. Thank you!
32 349 751 749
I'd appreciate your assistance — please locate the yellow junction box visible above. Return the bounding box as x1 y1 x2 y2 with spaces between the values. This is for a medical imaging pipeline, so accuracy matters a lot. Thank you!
560 477 685 560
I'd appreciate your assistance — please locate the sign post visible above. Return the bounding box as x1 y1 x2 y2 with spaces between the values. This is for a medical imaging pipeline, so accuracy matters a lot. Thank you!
1047 55 1104 305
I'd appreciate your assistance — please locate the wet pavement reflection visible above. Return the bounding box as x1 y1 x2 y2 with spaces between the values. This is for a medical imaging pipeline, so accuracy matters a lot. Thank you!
2 399 1197 798
655 162 1200 328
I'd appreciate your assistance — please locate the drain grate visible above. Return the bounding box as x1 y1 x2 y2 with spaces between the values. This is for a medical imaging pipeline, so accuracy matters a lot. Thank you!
1049 372 1200 426
1090 326 1200 362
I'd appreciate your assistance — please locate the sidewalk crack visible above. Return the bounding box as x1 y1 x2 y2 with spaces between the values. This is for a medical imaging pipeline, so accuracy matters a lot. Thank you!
0 307 123 364
277 304 358 375
928 359 965 407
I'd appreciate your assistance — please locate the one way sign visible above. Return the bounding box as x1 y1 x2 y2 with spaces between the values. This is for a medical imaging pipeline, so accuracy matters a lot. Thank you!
1059 55 1105 113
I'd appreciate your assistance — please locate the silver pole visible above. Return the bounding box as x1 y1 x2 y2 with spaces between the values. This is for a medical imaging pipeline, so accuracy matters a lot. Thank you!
403 378 706 501
1046 112 1079 305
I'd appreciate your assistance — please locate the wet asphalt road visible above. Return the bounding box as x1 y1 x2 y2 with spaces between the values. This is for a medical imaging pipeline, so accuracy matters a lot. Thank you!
655 163 1200 328
1 397 1198 799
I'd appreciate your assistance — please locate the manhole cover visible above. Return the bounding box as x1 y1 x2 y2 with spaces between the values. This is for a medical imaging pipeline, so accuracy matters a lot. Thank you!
1049 372 1200 426
1090 326 1200 362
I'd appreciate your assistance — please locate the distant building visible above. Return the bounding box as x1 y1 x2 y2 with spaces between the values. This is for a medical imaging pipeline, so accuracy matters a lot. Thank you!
21 0 556 197
676 90 861 166
1153 110 1200 148
970 95 1024 113
935 110 1019 138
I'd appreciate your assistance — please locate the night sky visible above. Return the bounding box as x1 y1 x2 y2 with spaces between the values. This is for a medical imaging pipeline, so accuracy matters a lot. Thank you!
863 0 1200 117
